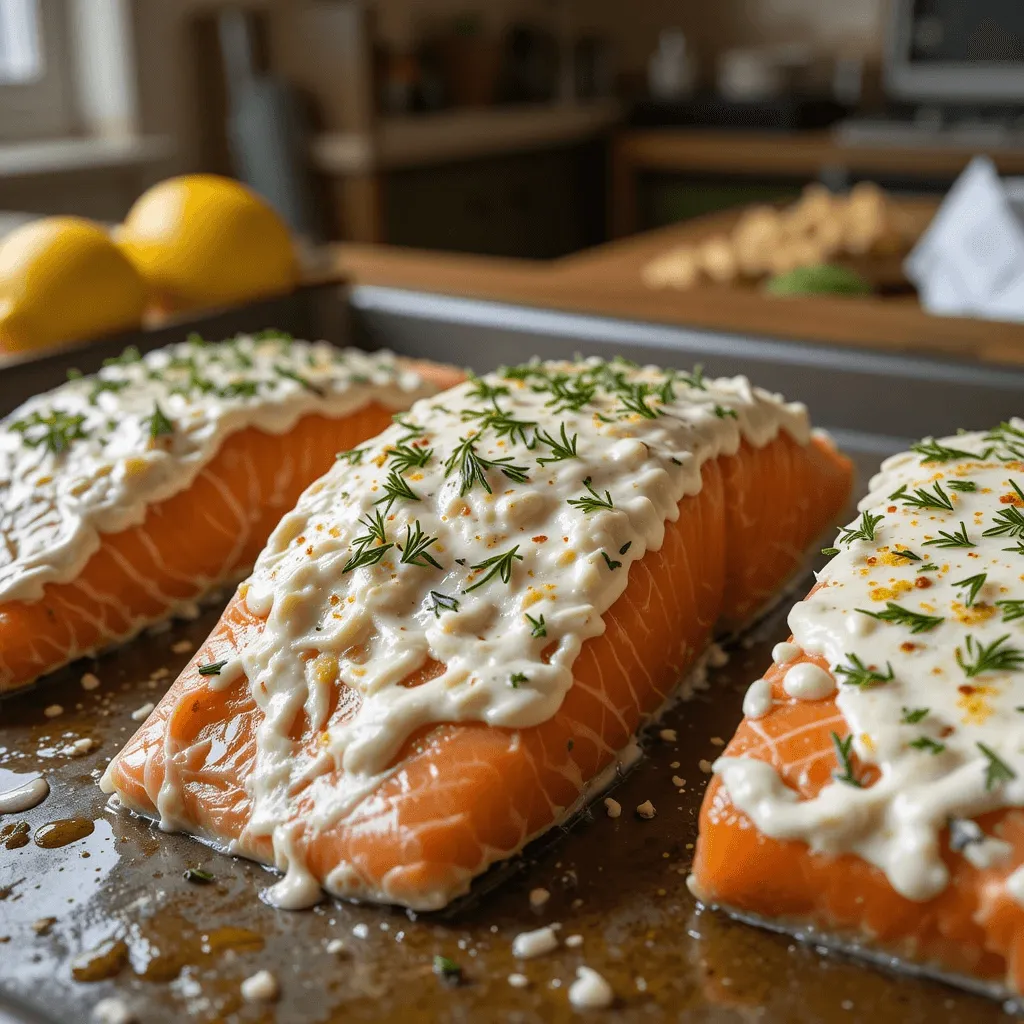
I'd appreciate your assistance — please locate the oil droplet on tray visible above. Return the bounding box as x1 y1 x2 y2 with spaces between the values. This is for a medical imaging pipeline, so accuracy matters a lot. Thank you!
71 938 129 982
34 817 95 849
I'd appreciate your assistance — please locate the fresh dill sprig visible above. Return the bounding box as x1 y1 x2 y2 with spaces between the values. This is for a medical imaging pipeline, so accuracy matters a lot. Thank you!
465 545 523 592
444 436 529 496
88 378 130 404
397 520 443 569
982 480 1024 539
821 547 840 557
428 591 460 618
953 572 987 607
888 483 908 501
601 551 622 570
541 374 596 413
956 634 1024 678
392 414 425 443
985 422 1024 461
679 365 706 391
526 613 547 638
978 742 1016 790
534 423 579 465
834 654 893 688
1004 540 1024 557
922 522 975 548
197 660 227 676
218 379 260 398
910 736 945 754
617 381 660 420
911 439 988 463
948 480 977 492
856 602 944 633
387 442 433 472
838 510 883 546
901 707 929 724
567 477 615 514
275 364 324 396
465 374 509 402
463 408 537 447
374 469 421 513
918 563 939 571
343 511 393 573
831 732 862 788
336 447 366 465
9 409 88 454
900 481 954 511
996 599 1024 623
145 403 175 439
892 548 921 561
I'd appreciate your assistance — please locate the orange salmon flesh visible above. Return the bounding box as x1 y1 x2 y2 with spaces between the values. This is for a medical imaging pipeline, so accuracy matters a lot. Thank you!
0 360 462 695
692 636 1024 997
105 432 852 910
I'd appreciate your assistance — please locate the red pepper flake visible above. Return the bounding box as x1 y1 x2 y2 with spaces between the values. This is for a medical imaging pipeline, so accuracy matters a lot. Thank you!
306 545 314 556
1002 492 1024 507
940 725 955 738
914 577 932 589
532 535 548 543
887 505 897 513
958 684 976 695
900 641 917 652
866 557 877 565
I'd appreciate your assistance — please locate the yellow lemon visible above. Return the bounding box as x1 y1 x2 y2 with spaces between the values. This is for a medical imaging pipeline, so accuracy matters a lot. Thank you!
117 174 299 313
0 216 147 355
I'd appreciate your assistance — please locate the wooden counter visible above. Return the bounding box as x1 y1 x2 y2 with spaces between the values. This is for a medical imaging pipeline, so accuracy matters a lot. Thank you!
332 203 1024 368
610 129 1024 236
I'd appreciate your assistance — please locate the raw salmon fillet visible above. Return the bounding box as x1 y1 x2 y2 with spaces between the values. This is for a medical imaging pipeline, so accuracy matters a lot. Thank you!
0 335 460 694
692 425 1024 1001
103 359 852 910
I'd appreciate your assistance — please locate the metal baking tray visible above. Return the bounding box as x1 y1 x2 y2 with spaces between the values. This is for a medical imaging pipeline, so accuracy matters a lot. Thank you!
1 287 1020 1024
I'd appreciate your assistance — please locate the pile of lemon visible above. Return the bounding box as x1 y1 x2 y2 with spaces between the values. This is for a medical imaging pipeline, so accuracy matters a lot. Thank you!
0 175 299 355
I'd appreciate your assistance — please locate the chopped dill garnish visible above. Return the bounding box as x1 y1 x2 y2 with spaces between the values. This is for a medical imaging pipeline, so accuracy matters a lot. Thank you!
996 599 1024 623
978 742 1016 790
428 591 460 617
918 563 939 571
509 672 528 689
909 736 945 754
567 477 615 514
197 660 227 676
397 520 443 569
534 423 579 465
947 480 977 492
838 511 883 546
464 408 537 446
888 483 908 501
275 364 324 396
982 481 1024 539
714 404 738 419
103 345 141 366
393 415 424 442
433 955 462 984
373 469 421 513
88 378 130 404
601 551 622 570
956 634 1024 678
465 545 523 592
9 409 88 454
444 436 529 496
856 602 944 633
911 439 988 463
343 511 393 573
526 613 547 638
465 374 510 402
953 572 987 607
831 732 861 788
218 379 260 398
541 374 596 413
892 548 921 561
922 522 975 548
336 448 366 465
1003 540 1024 557
834 654 893 688
985 422 1024 461
901 707 929 724
821 547 840 557
387 442 433 472
145 403 175 439
679 365 706 391
183 867 214 883
899 481 953 512
617 381 660 419
253 328 292 342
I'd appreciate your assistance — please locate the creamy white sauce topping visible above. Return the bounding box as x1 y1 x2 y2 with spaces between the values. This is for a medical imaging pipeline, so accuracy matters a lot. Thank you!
772 641 800 665
717 424 1024 901
568 966 614 1010
782 663 835 700
0 334 432 603
742 678 773 720
172 358 807 906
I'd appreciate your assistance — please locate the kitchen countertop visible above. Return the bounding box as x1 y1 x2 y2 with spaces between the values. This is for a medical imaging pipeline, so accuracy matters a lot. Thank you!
331 201 1024 369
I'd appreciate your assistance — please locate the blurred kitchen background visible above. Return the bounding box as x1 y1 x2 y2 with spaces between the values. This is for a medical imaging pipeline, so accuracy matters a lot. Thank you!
3 0 1024 361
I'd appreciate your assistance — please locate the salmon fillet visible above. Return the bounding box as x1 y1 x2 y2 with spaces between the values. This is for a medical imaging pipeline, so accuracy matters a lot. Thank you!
692 424 1024 1001
103 359 851 911
0 334 460 694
